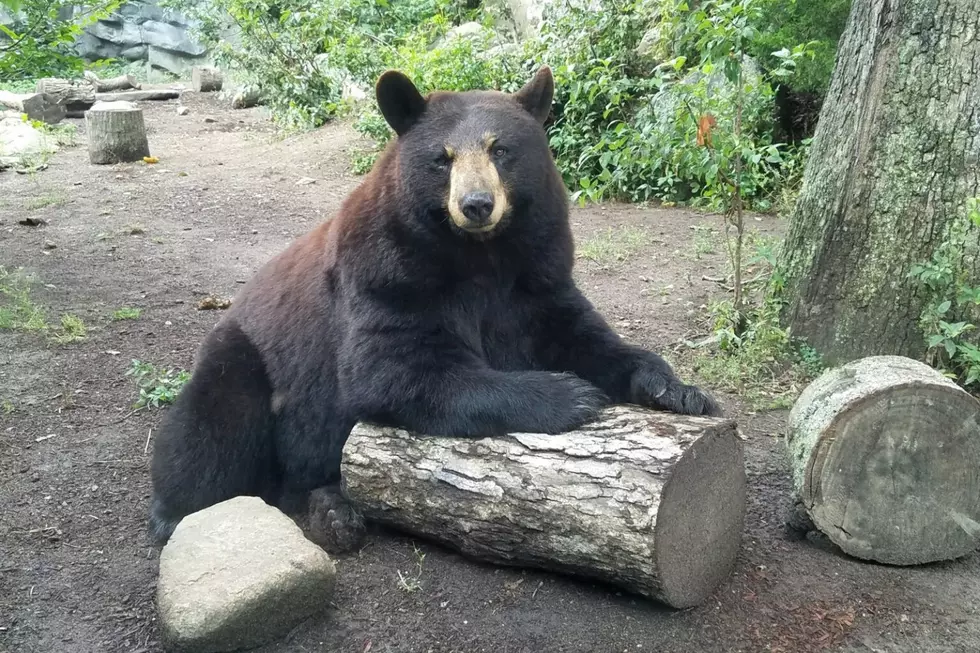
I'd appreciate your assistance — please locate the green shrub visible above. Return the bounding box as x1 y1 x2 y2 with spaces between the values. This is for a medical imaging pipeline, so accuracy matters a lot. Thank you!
0 0 121 81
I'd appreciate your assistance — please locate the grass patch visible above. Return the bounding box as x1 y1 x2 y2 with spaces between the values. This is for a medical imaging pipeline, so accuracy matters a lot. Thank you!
690 224 718 259
578 226 652 266
112 307 142 320
397 544 426 593
127 359 191 410
25 193 67 211
0 267 49 332
50 314 87 344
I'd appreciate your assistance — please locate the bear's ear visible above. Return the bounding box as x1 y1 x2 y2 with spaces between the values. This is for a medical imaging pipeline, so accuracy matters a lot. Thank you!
376 70 426 136
513 66 554 125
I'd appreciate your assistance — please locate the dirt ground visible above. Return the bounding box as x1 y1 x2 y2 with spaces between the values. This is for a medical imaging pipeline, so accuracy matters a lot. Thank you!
2 89 979 653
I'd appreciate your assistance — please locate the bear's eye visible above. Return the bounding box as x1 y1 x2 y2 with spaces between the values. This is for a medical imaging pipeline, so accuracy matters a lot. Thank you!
433 152 452 169
491 145 509 159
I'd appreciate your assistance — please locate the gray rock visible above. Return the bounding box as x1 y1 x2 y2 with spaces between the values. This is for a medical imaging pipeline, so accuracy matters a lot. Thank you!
0 117 58 161
157 496 336 653
74 32 125 60
87 20 144 47
142 19 207 56
120 45 149 61
118 0 170 24
148 45 209 76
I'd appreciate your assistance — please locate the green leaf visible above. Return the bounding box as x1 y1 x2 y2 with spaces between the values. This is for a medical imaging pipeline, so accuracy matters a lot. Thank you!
937 300 952 315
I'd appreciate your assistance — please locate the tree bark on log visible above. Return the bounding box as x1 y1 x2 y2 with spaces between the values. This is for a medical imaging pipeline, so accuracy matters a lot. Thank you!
787 355 980 565
84 101 151 165
0 91 65 124
84 71 142 92
35 78 96 115
193 66 223 93
95 90 181 102
341 406 746 608
776 0 980 364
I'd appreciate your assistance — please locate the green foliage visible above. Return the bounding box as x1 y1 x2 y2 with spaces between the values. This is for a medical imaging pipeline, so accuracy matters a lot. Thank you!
111 307 141 320
50 313 87 344
0 1 121 81
748 0 850 95
126 359 191 409
694 235 822 409
909 198 980 388
578 226 652 266
0 266 48 332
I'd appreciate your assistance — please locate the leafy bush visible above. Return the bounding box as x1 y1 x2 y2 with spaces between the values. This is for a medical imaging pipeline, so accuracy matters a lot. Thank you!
909 198 980 387
126 359 191 409
0 0 121 81
749 0 850 96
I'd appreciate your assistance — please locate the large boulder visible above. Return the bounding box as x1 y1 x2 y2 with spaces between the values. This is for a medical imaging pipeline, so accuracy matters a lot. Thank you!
156 496 337 653
142 19 208 56
148 45 209 76
0 117 58 169
73 0 209 71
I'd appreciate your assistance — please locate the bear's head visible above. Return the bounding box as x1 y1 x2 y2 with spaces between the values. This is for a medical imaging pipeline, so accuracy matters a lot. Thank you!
375 67 561 239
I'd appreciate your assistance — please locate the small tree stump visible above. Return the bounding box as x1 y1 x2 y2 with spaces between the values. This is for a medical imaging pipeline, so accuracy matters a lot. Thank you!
85 101 151 165
341 405 746 608
787 355 980 565
193 66 223 93
35 77 96 115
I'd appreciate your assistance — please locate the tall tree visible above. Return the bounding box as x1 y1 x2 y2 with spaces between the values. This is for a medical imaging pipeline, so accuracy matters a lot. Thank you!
777 0 980 365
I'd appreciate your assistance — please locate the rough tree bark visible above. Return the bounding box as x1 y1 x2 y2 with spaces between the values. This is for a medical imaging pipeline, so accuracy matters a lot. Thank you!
35 78 96 116
84 101 151 165
341 406 747 609
778 0 980 364
787 355 980 565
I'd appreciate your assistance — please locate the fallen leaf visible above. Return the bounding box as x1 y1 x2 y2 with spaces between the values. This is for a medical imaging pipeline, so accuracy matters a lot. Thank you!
143 156 160 164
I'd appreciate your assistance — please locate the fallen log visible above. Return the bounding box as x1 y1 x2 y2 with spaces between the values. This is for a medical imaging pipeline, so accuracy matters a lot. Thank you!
35 77 95 114
85 101 151 165
787 355 980 565
341 405 746 609
84 70 142 92
231 86 261 109
96 89 181 102
192 66 223 93
0 91 67 124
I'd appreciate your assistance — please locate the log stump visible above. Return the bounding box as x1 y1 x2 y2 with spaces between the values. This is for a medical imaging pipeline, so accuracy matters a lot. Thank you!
84 101 151 165
341 405 746 608
787 355 980 565
193 66 223 93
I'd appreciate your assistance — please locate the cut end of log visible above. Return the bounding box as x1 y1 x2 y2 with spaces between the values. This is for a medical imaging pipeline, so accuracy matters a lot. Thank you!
193 66 223 93
655 423 747 608
341 405 746 608
789 355 980 565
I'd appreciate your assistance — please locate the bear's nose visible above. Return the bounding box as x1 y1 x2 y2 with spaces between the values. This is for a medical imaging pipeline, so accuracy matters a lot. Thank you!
460 191 495 225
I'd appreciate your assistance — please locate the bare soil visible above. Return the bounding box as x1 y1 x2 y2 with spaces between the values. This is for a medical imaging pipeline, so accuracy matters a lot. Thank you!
2 90 979 653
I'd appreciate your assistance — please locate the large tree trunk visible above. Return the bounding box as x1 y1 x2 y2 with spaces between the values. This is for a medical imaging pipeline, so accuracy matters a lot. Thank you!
341 406 747 609
777 0 980 364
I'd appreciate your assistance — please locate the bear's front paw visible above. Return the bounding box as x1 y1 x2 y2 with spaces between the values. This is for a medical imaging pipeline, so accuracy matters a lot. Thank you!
535 372 608 433
630 366 722 417
307 487 367 554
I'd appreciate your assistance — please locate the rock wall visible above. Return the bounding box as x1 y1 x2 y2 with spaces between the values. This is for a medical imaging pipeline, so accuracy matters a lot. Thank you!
74 1 209 76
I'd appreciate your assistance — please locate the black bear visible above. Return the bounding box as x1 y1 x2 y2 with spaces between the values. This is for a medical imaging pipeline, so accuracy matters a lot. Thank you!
149 66 720 551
